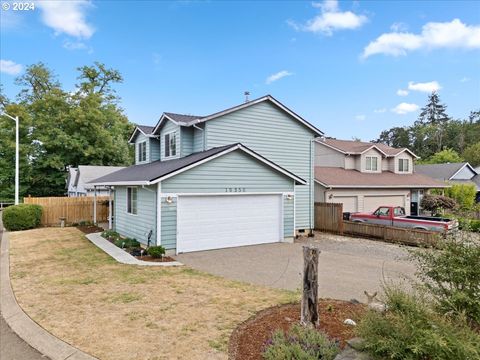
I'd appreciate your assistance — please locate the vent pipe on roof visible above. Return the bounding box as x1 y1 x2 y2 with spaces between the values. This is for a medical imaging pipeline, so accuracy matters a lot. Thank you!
244 91 250 103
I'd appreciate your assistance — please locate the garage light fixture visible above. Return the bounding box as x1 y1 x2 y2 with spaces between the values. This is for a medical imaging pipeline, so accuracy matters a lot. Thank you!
166 196 173 204
286 194 293 200
328 194 333 199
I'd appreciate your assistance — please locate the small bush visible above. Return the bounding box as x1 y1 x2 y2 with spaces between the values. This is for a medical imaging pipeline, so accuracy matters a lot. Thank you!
356 288 480 360
147 246 165 258
470 219 480 232
2 204 43 231
412 233 480 326
114 237 139 249
263 324 339 360
102 230 120 241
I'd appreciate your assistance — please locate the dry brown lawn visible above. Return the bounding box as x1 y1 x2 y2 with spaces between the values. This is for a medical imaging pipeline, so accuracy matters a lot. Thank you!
9 228 298 360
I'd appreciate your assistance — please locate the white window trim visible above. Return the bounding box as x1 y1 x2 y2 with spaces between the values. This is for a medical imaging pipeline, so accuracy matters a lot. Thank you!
138 141 147 162
164 131 177 159
126 186 138 216
365 156 378 172
398 158 409 172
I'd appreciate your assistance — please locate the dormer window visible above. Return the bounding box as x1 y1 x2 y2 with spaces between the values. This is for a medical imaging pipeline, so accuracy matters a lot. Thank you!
398 158 409 172
366 156 378 171
164 132 177 157
138 141 147 162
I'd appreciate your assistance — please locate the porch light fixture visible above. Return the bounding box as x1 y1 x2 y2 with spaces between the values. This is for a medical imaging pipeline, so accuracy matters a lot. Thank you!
286 194 293 200
328 194 333 199
166 196 173 204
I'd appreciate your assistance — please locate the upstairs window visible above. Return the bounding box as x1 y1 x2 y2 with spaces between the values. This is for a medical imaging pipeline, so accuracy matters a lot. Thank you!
127 187 137 215
164 132 177 157
366 156 378 171
398 158 409 172
138 141 147 162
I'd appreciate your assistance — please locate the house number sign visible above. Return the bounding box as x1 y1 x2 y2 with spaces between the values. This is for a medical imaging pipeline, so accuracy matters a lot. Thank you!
225 187 246 193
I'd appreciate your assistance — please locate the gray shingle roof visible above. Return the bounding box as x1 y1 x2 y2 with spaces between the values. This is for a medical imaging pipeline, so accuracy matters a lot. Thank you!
89 145 237 184
164 112 203 124
137 125 155 134
77 165 126 189
415 163 468 180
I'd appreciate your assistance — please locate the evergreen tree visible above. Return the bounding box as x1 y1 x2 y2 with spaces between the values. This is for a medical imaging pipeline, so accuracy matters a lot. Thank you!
417 92 450 125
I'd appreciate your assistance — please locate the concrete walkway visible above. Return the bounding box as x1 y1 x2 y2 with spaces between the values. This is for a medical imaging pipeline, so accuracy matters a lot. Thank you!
85 233 183 266
176 232 417 301
0 221 97 360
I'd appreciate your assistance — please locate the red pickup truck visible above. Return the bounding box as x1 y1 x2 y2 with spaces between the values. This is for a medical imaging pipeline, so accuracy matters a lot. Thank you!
349 206 458 233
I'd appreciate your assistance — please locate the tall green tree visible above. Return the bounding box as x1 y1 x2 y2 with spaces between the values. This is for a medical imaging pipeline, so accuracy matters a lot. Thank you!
417 149 464 165
0 62 134 198
463 142 480 167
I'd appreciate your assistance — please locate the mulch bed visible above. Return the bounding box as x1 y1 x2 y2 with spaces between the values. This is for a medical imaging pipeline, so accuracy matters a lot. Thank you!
76 225 105 234
229 299 366 360
134 255 176 262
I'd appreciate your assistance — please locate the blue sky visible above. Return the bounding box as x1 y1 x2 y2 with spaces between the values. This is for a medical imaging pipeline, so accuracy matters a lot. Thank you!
1 0 479 141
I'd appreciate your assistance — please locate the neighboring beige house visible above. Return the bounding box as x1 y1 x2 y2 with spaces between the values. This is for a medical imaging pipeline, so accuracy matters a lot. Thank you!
314 138 447 215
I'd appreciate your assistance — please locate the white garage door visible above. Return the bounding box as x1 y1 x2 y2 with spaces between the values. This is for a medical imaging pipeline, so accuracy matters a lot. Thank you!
176 194 283 253
364 195 404 213
333 196 358 212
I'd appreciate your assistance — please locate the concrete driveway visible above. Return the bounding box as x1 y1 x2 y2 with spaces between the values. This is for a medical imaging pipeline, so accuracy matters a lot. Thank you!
175 232 417 301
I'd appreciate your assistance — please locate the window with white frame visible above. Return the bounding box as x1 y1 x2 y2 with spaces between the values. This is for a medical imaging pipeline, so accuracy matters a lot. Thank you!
164 132 177 157
138 141 147 162
127 187 137 215
366 156 378 171
398 158 409 172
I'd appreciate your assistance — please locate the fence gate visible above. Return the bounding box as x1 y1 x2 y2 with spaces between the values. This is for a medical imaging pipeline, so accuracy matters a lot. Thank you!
314 202 344 233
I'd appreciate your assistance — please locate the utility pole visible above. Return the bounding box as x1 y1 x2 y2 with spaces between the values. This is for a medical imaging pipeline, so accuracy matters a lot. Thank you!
1 112 19 205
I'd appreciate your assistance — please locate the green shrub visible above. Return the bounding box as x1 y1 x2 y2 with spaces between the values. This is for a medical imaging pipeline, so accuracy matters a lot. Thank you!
412 233 480 326
102 230 120 241
263 324 339 360
444 183 477 211
2 204 43 231
356 288 480 360
147 246 165 258
469 219 480 232
114 237 139 249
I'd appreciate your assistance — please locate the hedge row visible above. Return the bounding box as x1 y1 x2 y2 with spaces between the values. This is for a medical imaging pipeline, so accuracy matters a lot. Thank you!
2 204 43 231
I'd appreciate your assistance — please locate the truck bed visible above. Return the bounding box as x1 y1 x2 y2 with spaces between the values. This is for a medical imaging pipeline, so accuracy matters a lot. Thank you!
404 215 453 223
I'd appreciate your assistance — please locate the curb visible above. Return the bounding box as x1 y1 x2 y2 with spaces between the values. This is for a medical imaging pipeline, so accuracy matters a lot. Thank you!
86 232 183 267
0 230 98 360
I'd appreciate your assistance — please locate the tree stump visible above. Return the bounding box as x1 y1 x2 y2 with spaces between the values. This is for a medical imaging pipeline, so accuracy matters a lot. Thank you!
300 245 320 327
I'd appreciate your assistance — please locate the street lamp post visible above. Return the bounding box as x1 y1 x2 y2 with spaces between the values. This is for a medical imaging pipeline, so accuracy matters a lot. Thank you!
1 112 19 205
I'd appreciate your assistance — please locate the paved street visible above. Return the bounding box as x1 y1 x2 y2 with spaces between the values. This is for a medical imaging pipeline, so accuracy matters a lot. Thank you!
0 215 46 360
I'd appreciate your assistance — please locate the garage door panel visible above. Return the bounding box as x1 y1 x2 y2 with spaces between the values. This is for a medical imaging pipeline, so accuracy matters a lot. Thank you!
177 194 282 253
364 195 404 213
333 196 358 212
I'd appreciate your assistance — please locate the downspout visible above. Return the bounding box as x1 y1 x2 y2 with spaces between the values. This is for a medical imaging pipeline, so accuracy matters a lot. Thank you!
308 138 316 237
193 121 205 151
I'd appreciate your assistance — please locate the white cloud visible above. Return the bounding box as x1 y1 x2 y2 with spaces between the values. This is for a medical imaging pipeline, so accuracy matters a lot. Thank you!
374 108 387 113
460 77 470 83
37 0 95 39
408 81 441 93
0 59 23 75
289 0 367 36
362 19 480 58
390 22 408 32
391 102 419 115
355 114 366 121
266 70 293 84
396 89 409 96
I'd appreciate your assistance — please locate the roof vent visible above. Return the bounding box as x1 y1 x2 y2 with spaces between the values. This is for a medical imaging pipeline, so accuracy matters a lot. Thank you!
244 91 250 103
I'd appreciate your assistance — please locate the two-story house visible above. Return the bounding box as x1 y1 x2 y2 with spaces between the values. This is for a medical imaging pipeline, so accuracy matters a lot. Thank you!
90 95 323 253
314 138 447 215
66 165 125 197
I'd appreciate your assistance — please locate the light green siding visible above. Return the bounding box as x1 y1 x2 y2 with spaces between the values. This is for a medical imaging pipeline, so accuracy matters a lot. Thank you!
161 197 177 250
205 101 316 229
160 120 180 160
162 150 293 193
180 127 193 157
150 138 160 162
283 194 294 237
114 185 157 245
159 149 295 250
192 124 205 152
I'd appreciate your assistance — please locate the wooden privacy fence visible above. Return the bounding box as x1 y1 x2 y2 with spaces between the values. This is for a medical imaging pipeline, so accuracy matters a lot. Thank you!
24 196 110 226
314 202 344 233
343 221 439 247
314 202 439 247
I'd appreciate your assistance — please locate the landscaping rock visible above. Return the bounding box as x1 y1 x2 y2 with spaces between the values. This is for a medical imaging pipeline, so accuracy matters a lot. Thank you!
334 347 372 360
346 337 365 350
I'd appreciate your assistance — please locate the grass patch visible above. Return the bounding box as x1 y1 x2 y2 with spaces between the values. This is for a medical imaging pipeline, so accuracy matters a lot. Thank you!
8 227 295 360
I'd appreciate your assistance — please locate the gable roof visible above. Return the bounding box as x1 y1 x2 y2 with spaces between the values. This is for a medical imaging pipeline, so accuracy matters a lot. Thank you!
89 143 306 186
316 138 418 158
128 125 156 143
77 165 126 189
314 167 448 189
151 95 323 137
415 162 477 181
